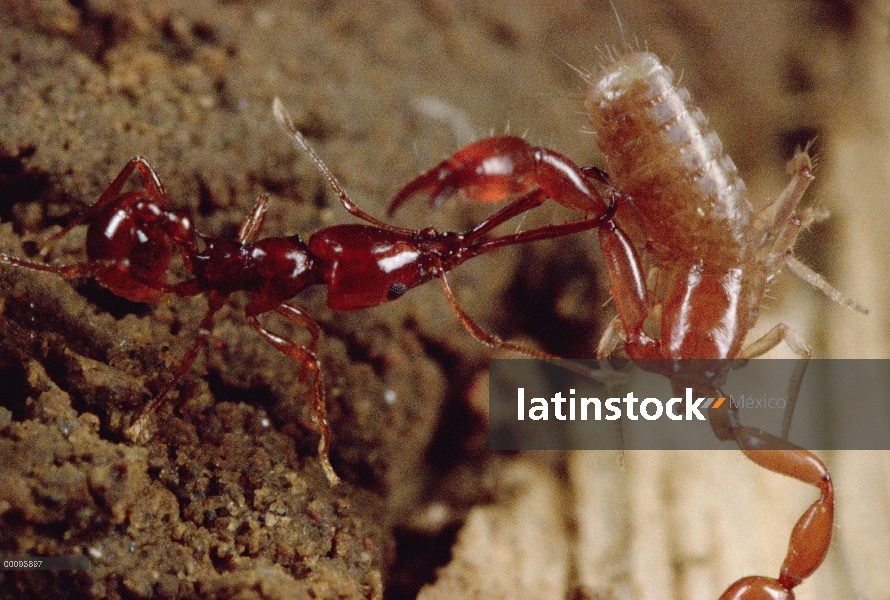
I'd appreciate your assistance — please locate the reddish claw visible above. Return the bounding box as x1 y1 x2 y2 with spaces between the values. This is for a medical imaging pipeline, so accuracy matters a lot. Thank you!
388 135 614 216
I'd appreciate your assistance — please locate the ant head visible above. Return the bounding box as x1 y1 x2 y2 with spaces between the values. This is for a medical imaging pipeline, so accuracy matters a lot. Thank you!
82 192 176 302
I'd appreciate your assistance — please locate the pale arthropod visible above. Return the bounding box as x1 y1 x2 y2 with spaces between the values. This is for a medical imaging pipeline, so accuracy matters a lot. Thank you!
585 50 867 360
583 49 862 600
391 49 867 600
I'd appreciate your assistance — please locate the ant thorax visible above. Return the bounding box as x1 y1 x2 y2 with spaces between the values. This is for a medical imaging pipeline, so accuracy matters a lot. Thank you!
191 235 318 301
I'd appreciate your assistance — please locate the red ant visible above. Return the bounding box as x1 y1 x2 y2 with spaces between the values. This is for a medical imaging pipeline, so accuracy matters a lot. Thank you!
0 99 613 485
387 52 868 600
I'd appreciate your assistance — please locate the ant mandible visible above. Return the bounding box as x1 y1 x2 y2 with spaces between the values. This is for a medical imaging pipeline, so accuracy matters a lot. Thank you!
387 52 869 600
0 99 614 485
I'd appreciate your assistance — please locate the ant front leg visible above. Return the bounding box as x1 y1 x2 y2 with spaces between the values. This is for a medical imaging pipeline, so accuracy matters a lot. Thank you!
245 299 338 485
436 272 560 361
42 157 170 249
437 194 614 360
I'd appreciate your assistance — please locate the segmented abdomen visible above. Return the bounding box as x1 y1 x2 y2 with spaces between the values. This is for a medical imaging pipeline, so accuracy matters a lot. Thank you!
586 52 752 267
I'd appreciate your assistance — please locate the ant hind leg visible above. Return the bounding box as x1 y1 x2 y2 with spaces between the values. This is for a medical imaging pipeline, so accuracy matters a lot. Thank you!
437 272 559 360
0 254 117 280
245 299 338 485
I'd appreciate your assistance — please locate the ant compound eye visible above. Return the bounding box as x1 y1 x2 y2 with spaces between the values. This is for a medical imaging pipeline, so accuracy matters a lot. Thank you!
388 282 408 300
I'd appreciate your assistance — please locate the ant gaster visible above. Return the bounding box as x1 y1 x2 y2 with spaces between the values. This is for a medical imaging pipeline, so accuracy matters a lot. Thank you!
0 99 614 485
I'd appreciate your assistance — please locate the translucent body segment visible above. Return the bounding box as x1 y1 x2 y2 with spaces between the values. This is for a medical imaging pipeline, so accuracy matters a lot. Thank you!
586 52 752 266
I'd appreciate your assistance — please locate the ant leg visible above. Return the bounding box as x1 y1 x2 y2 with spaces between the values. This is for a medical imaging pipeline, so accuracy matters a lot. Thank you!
0 254 119 280
125 290 228 442
273 98 409 234
437 272 559 360
238 193 271 244
437 205 612 348
42 157 169 250
276 302 320 385
464 202 656 361
127 157 169 204
0 252 180 303
244 303 338 485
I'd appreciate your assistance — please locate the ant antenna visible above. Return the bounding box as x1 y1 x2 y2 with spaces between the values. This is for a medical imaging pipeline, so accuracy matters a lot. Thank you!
272 98 399 231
